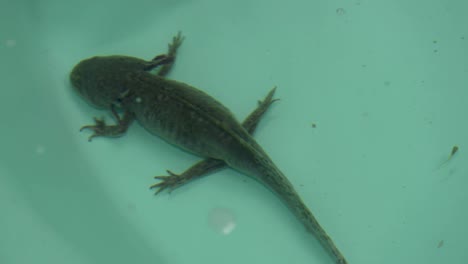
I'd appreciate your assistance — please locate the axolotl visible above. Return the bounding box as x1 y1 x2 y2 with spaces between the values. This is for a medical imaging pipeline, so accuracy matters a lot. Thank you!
70 32 348 264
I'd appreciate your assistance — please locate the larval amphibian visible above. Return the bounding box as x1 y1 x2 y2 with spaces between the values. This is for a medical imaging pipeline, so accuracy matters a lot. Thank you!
70 32 348 264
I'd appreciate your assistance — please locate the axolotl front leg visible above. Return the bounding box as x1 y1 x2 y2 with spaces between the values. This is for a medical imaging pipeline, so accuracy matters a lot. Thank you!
80 33 184 141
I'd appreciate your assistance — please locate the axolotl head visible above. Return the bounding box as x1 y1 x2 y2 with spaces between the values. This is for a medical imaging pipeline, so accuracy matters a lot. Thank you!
70 55 150 109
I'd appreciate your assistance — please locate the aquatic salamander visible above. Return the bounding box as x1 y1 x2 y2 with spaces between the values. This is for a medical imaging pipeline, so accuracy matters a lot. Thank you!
70 32 348 264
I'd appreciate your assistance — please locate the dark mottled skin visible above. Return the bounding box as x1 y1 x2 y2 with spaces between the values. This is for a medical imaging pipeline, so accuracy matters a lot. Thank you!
70 33 347 264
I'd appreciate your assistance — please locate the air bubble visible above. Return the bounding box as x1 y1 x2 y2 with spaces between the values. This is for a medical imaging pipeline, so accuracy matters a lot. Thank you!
208 207 236 235
5 39 16 47
35 145 46 155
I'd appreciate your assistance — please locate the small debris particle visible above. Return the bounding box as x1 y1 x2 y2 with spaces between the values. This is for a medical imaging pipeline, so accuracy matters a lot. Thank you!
336 8 346 15
436 145 459 169
135 97 142 103
437 240 444 248
451 146 459 156
311 123 317 128
433 40 438 44
127 203 136 211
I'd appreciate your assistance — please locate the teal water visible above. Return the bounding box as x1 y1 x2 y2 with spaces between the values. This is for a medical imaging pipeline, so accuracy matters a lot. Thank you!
1 0 467 263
